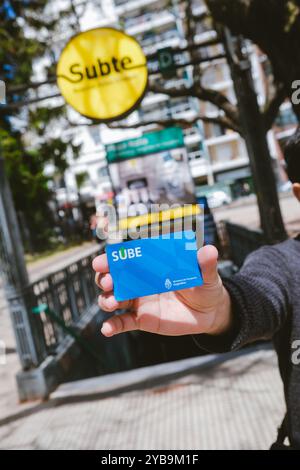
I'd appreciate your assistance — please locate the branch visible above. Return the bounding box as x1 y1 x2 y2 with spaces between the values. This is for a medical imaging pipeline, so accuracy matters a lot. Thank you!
66 118 98 127
148 82 195 97
196 85 239 124
7 77 57 94
149 82 240 127
106 114 241 134
186 0 202 85
262 82 286 131
0 93 62 111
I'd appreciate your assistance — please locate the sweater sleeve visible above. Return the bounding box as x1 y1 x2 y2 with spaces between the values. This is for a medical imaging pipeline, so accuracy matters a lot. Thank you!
192 245 292 353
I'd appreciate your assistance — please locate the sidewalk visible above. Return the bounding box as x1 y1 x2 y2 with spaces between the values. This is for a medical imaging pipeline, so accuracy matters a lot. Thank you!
27 241 101 282
0 346 285 450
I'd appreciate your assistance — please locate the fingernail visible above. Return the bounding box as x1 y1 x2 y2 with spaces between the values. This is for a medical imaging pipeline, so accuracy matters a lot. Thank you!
101 323 114 337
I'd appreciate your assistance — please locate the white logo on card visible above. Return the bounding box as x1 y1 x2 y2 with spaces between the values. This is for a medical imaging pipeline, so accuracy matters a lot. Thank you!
112 246 142 261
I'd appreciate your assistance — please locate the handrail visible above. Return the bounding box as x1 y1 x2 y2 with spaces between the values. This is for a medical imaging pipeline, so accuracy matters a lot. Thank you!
224 221 266 268
25 244 104 366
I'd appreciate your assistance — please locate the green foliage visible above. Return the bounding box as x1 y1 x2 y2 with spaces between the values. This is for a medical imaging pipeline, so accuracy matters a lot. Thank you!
76 171 89 190
285 1 300 32
0 127 53 251
0 0 78 252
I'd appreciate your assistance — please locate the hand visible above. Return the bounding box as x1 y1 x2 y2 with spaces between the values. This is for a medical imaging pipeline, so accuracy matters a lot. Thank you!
92 245 232 338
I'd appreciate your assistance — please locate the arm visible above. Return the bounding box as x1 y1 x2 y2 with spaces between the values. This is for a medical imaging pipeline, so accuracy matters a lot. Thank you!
92 245 291 348
93 245 233 338
193 246 292 353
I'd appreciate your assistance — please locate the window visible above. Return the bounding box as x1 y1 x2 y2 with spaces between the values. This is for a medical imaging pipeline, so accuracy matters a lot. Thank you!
275 107 298 128
98 166 109 179
204 122 226 139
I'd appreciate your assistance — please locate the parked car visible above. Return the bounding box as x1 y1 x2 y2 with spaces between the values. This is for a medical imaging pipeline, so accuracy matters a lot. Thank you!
207 190 232 208
279 181 292 193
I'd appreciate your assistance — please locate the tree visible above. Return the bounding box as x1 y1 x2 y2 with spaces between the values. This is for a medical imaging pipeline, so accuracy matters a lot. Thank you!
0 0 80 251
206 0 300 119
106 0 288 135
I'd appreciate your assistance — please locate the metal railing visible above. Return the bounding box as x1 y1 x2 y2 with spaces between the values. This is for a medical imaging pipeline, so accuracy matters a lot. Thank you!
224 221 266 268
17 246 103 369
5 220 268 372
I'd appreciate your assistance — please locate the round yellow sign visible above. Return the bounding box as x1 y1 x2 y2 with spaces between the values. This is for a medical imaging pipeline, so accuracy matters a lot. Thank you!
56 28 148 121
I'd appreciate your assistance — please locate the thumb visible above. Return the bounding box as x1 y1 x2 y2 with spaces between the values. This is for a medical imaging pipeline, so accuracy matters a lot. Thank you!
197 245 219 285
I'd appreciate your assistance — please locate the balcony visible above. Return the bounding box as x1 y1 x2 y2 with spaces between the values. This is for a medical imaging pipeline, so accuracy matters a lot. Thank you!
171 101 195 115
191 1 207 17
184 129 202 147
125 11 176 36
201 62 231 88
153 77 188 90
143 36 181 55
139 28 180 53
194 29 217 45
141 93 169 108
207 137 248 172
189 156 208 178
139 99 197 122
205 132 241 147
183 126 200 137
211 156 249 173
188 149 203 160
115 0 166 16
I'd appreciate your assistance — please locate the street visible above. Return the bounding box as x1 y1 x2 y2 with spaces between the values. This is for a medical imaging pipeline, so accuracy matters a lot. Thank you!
0 345 285 450
213 192 300 237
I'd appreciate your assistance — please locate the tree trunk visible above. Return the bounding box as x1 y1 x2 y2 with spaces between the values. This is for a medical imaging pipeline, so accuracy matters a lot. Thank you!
224 30 287 244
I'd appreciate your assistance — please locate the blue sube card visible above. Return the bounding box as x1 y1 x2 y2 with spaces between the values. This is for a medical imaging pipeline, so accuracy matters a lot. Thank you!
106 230 203 301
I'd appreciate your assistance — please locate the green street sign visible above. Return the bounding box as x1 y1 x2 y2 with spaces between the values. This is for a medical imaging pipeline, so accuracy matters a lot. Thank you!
105 127 184 163
158 47 176 77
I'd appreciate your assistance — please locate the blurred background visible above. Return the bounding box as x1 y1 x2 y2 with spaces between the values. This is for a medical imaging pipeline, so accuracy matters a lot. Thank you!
0 0 299 450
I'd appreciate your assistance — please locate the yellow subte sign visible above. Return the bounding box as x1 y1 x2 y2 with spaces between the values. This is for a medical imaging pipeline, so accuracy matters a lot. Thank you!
56 28 148 121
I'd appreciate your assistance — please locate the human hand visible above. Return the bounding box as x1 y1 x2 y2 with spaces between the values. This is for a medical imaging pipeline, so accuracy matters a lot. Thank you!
93 245 232 338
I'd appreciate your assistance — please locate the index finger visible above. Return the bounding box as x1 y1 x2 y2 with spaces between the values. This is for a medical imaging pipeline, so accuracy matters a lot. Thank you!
92 253 109 273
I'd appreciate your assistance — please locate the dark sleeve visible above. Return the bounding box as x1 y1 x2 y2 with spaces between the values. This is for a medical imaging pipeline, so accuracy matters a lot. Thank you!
192 245 292 354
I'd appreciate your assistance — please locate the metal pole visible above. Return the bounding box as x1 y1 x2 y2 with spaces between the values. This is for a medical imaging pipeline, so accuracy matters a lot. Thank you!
223 29 287 244
0 153 41 368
